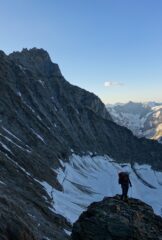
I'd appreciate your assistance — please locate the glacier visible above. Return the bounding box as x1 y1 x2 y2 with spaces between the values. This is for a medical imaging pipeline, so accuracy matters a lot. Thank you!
40 154 162 224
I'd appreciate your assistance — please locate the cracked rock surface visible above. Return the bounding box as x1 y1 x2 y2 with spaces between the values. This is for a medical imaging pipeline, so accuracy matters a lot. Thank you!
72 195 162 240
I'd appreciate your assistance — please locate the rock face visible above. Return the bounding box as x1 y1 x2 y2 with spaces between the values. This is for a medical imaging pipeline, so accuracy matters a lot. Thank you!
0 48 162 239
1 48 162 168
72 195 162 240
107 101 162 143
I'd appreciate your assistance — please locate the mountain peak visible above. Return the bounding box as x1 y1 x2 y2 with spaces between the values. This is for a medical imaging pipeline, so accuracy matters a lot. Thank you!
9 47 61 76
10 47 51 62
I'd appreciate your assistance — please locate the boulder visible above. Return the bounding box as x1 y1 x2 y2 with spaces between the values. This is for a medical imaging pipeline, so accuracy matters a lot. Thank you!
72 195 162 240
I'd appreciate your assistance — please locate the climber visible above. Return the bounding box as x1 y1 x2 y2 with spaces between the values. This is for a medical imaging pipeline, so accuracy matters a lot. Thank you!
118 172 132 200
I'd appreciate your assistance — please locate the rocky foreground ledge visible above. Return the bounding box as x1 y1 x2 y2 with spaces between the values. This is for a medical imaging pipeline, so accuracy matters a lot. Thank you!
71 195 162 240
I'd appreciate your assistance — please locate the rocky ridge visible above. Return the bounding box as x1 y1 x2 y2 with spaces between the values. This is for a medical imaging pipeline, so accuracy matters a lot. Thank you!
72 195 162 240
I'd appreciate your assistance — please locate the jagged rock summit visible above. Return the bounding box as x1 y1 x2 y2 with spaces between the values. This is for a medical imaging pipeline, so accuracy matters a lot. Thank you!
72 195 162 240
9 47 62 76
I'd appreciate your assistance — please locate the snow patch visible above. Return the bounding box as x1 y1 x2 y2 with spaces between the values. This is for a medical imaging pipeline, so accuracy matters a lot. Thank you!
18 64 26 71
31 129 46 144
64 229 71 236
2 127 22 142
17 91 22 97
0 133 32 153
0 181 6 185
0 141 12 153
38 79 45 87
4 154 32 177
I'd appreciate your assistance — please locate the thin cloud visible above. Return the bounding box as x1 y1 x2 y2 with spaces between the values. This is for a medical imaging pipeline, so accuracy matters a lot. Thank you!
104 81 124 88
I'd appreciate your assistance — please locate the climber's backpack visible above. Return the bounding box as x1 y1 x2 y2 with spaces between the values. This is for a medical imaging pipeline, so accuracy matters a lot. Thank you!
118 172 129 184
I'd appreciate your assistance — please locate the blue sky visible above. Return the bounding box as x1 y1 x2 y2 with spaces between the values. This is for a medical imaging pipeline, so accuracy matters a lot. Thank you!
0 0 162 104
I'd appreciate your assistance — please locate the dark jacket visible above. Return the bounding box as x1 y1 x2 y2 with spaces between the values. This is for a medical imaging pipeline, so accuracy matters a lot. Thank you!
118 173 132 186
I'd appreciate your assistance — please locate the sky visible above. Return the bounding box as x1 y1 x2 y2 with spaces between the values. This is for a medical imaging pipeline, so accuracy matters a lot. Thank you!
0 0 162 104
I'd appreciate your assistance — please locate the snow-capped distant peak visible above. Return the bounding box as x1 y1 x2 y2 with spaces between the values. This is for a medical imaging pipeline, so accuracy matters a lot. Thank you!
107 101 162 142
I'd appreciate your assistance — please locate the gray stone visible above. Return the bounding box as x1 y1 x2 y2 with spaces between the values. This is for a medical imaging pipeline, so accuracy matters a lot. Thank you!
72 195 162 240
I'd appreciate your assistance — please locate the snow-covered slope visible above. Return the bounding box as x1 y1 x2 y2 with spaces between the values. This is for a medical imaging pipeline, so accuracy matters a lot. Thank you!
40 154 162 224
107 102 162 142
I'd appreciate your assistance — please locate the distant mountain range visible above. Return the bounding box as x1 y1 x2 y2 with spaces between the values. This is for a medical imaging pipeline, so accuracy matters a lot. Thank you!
107 101 162 143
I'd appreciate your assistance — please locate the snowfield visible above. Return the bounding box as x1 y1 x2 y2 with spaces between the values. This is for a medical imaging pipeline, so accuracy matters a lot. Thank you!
40 154 162 223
